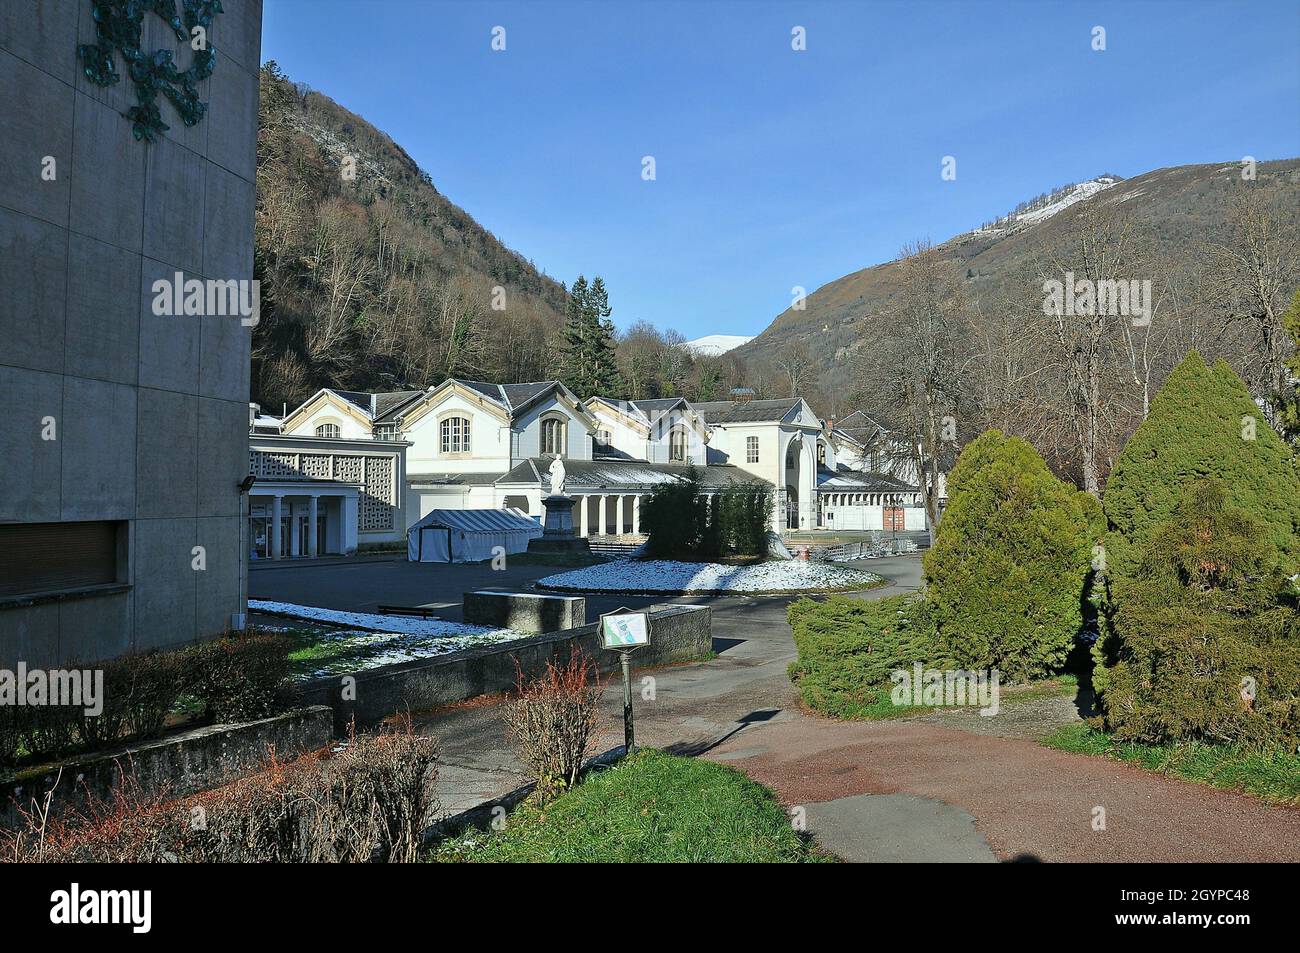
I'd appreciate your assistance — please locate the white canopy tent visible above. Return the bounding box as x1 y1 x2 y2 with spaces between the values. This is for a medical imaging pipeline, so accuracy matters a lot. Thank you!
407 507 542 563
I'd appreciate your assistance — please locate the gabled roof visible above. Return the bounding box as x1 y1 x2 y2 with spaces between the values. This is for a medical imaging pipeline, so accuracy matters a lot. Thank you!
692 397 803 424
587 395 652 428
631 397 686 416
395 379 597 430
372 390 425 420
500 381 557 411
816 467 918 492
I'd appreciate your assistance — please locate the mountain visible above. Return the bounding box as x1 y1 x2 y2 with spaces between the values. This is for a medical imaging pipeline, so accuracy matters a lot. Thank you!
733 159 1300 410
683 334 755 356
252 64 569 411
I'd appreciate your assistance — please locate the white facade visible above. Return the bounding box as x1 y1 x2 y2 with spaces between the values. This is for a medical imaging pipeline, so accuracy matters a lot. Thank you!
275 382 933 542
695 398 824 532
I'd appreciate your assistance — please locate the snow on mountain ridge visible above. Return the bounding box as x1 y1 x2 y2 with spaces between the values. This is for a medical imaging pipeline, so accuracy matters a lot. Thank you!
683 334 755 356
970 176 1121 237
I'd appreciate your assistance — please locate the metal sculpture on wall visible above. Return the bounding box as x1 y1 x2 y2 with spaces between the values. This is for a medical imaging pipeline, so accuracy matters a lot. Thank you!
77 0 224 142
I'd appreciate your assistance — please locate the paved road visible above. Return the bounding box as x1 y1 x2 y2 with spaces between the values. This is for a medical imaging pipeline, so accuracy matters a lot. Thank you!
252 554 1300 861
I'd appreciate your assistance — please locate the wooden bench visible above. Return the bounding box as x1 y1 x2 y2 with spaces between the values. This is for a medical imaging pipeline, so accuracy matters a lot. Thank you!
376 604 440 618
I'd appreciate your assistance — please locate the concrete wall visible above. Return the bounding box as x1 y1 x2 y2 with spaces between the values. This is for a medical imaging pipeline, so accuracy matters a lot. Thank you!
292 603 712 730
463 590 586 633
0 1 263 665
0 705 331 828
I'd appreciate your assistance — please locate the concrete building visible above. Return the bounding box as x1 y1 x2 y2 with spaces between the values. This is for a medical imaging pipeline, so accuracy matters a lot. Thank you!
0 2 263 666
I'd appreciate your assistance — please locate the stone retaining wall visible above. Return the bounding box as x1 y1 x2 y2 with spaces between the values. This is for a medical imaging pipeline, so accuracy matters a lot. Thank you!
292 603 712 730
0 706 333 829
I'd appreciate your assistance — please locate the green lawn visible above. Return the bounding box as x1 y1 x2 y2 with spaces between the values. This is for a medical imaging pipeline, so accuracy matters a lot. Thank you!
1042 723 1300 806
432 749 821 863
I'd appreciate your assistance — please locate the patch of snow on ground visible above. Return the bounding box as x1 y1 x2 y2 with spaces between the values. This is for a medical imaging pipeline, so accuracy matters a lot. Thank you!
536 559 881 594
249 600 522 678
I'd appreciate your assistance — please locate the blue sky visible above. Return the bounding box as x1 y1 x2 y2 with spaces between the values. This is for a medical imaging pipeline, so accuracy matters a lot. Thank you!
262 0 1300 340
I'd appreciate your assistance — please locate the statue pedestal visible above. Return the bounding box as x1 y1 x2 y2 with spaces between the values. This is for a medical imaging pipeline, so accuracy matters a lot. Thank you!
541 494 576 535
529 494 592 556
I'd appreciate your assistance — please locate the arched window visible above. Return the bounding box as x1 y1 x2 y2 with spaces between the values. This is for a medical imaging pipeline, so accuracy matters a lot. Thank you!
669 426 688 462
316 423 340 438
541 416 566 457
440 416 471 455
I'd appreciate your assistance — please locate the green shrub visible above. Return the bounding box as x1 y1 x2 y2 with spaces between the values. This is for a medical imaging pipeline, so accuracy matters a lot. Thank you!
787 594 945 718
641 472 772 559
640 472 703 558
187 632 293 723
1094 480 1300 748
922 430 1097 681
1103 351 1300 590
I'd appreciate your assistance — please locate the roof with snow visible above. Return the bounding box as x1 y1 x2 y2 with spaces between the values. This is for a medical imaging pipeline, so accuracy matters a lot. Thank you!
816 467 917 492
496 458 771 490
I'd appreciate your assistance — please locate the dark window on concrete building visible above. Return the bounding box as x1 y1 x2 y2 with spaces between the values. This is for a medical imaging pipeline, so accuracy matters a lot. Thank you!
0 522 122 598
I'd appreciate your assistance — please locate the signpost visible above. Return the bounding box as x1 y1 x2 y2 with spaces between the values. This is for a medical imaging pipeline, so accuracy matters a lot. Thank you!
599 608 650 754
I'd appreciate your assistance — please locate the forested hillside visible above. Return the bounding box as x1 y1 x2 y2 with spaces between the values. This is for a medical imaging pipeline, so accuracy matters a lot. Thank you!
252 63 570 411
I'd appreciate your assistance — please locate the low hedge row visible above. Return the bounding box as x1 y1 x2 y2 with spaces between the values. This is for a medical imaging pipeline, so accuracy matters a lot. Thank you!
787 594 947 719
0 631 293 771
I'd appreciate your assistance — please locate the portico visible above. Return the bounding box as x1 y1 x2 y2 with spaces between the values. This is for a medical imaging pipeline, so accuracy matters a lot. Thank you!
248 483 359 559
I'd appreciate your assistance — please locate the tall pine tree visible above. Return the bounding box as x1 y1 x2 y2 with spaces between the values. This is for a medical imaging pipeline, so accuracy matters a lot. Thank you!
559 275 624 398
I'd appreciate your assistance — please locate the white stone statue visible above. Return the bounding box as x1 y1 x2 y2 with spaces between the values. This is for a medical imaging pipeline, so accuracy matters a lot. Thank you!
548 456 566 496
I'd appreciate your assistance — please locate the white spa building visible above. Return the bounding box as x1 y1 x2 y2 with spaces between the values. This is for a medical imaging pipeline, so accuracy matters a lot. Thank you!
248 380 927 558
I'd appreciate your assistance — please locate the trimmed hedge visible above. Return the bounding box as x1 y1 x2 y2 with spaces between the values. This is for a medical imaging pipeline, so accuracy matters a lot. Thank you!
641 469 772 560
923 430 1099 681
787 594 945 718
1103 350 1300 590
0 631 293 772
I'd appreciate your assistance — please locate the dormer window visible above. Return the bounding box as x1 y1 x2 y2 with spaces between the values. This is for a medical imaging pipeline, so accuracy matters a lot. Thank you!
440 416 471 455
316 423 340 438
817 443 827 466
374 424 398 440
541 416 567 457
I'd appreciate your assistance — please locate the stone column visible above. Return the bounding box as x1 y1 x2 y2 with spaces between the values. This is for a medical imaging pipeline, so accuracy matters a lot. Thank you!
615 495 625 535
271 494 283 560
579 494 589 537
289 500 301 557
308 495 319 557
631 495 640 534
598 495 607 537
